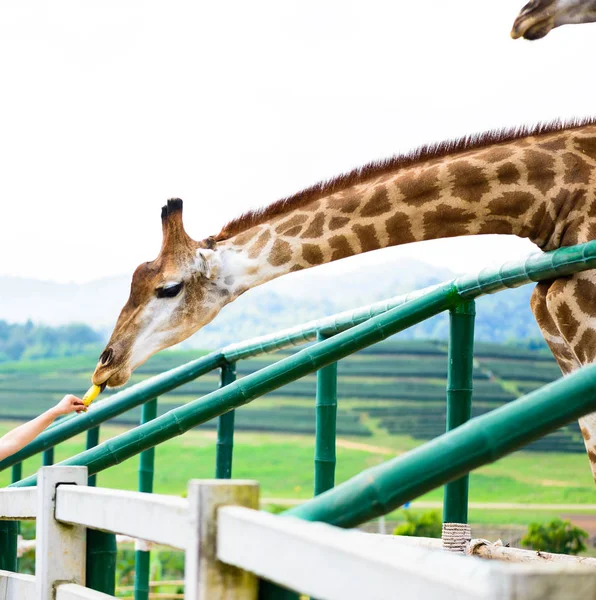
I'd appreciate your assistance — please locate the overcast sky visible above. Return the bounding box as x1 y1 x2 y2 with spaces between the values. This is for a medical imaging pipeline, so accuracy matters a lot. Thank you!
1 1 594 283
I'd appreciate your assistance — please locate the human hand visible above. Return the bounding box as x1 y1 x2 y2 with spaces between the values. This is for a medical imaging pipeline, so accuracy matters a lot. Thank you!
52 395 87 416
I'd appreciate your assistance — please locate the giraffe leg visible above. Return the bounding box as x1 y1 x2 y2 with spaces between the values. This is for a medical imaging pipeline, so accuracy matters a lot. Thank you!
533 274 596 481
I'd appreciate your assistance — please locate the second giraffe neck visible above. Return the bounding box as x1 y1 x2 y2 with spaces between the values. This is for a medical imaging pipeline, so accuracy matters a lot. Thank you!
215 124 596 298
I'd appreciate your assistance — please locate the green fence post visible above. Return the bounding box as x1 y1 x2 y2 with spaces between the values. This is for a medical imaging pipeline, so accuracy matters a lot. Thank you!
135 398 158 600
42 447 54 466
11 463 22 570
85 424 116 594
314 332 337 496
0 521 18 572
86 426 100 487
86 528 117 595
443 300 475 525
216 362 237 479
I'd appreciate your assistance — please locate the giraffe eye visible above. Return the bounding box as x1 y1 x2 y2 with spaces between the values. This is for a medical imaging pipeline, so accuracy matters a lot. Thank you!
156 282 183 299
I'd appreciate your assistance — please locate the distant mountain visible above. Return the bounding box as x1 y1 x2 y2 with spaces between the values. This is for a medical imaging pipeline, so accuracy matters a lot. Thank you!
0 251 543 347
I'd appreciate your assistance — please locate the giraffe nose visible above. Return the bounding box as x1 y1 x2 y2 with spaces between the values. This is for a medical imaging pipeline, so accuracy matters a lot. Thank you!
99 347 114 367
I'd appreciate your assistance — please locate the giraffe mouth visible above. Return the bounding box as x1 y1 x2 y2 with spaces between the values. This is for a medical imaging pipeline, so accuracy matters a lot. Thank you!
511 13 556 39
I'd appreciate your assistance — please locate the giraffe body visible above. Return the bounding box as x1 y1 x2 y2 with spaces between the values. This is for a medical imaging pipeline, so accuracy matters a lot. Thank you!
94 119 596 479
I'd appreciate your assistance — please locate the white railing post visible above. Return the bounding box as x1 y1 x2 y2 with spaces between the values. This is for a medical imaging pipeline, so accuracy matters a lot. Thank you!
35 466 88 600
185 479 259 600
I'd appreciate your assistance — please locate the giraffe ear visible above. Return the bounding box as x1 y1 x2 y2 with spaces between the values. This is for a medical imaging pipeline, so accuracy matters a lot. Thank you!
195 248 220 280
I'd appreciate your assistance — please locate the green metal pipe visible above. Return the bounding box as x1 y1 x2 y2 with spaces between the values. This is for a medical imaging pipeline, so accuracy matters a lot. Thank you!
216 362 237 479
86 427 100 487
286 362 596 528
42 447 54 466
442 301 475 525
135 397 158 600
0 521 18 572
11 282 457 487
86 528 117 595
0 352 225 472
11 463 22 483
314 332 338 496
10 463 22 570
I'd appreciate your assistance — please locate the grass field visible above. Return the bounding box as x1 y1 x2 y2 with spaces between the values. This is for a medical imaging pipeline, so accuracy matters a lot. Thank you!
2 339 596 530
3 419 595 528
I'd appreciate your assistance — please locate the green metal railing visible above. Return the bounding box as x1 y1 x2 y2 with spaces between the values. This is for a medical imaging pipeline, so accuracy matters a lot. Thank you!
4 240 596 597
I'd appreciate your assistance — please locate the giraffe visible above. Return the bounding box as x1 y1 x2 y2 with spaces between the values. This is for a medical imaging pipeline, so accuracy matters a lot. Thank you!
93 119 596 478
512 0 596 39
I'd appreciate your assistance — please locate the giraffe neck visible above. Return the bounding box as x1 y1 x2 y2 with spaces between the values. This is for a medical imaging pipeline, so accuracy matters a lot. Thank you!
215 124 596 299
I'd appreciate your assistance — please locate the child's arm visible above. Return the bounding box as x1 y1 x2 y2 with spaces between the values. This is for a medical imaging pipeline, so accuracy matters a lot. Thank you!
0 395 86 461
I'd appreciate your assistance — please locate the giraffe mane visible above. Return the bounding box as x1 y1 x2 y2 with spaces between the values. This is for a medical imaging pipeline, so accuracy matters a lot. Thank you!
214 116 596 241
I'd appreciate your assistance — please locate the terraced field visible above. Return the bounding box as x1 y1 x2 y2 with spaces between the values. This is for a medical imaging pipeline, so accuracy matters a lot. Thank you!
0 338 579 452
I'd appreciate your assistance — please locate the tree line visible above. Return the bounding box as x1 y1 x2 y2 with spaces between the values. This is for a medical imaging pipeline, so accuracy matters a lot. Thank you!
0 320 102 362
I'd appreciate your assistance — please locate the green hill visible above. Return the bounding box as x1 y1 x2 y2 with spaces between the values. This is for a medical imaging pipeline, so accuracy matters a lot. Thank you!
0 338 580 453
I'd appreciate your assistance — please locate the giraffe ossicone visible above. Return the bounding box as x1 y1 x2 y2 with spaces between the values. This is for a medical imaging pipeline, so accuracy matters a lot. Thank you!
94 118 596 481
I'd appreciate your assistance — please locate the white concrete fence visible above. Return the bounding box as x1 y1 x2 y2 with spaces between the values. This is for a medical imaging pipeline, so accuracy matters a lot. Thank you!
1 466 596 600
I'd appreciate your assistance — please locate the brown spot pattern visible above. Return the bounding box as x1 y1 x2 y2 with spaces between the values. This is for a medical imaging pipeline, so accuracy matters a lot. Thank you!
527 204 548 240
398 166 441 206
561 219 584 246
386 212 416 245
329 235 354 261
282 226 302 237
524 149 556 195
478 219 514 235
361 187 392 217
233 228 260 246
531 283 560 337
449 161 490 203
539 137 567 151
488 192 535 218
268 239 292 266
301 213 325 238
478 147 514 162
424 204 474 238
327 194 361 213
497 163 521 185
247 230 271 259
302 243 324 265
329 216 349 230
562 153 592 185
275 214 308 235
353 224 381 252
575 328 596 364
576 137 596 162
582 426 592 441
555 301 580 341
574 277 596 316
587 222 596 241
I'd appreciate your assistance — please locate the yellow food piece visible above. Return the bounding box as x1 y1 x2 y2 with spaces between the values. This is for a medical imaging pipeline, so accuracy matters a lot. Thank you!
82 384 102 407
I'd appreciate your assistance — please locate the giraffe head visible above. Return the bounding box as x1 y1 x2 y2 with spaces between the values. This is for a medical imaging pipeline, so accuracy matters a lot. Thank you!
92 199 227 388
511 0 596 40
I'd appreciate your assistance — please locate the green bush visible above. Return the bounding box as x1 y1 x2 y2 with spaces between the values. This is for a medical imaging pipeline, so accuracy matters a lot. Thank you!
521 519 588 555
393 510 442 538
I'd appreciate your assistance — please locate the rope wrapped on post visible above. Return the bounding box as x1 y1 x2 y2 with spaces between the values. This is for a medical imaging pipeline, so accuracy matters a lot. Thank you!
442 523 471 553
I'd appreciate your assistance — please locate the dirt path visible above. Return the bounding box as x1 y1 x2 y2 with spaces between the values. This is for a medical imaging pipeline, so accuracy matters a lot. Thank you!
335 438 397 455
260 498 596 510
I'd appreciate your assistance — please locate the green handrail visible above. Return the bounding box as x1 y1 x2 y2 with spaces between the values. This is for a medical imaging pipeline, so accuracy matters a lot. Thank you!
286 363 596 527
